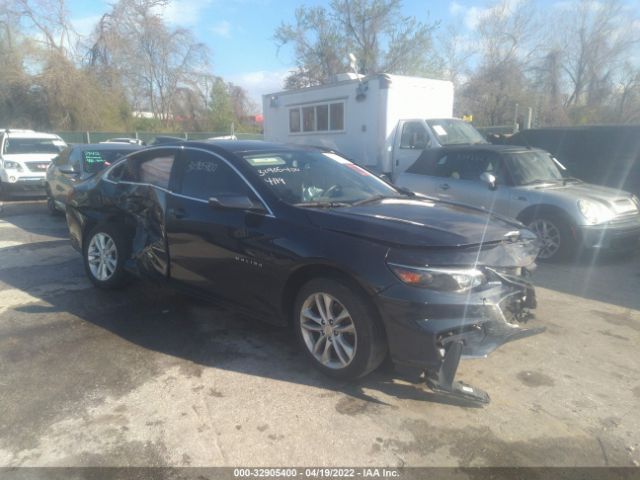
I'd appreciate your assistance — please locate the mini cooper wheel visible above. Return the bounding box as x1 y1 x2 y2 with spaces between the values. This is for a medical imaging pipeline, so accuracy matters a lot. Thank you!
528 215 574 261
294 278 387 379
83 224 130 289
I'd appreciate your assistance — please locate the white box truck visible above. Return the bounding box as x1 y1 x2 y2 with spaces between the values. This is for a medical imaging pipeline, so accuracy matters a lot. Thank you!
262 73 486 179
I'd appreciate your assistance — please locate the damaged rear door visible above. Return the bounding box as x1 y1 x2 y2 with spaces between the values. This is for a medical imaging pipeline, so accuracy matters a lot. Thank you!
114 147 180 278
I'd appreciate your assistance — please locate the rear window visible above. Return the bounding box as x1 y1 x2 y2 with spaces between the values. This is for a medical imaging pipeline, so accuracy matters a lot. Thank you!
82 149 135 174
3 137 66 154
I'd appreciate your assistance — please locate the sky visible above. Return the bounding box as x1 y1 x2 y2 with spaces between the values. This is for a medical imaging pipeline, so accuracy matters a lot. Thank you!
63 0 633 108
63 0 476 107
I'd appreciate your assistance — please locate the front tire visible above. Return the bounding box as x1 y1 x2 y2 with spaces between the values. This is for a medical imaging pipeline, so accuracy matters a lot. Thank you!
83 224 131 289
294 277 387 380
528 214 575 261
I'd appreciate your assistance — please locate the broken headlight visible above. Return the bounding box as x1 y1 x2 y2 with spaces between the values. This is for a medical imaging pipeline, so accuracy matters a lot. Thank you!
387 263 486 292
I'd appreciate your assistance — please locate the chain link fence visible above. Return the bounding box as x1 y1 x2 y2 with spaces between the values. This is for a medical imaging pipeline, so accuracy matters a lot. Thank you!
54 131 264 145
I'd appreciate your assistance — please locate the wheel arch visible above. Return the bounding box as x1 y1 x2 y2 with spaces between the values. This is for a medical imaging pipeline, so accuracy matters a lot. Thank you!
516 203 576 229
81 211 134 249
280 263 385 330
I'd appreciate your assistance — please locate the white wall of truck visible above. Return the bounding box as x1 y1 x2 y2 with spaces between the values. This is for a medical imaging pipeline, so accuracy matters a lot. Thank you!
262 74 454 175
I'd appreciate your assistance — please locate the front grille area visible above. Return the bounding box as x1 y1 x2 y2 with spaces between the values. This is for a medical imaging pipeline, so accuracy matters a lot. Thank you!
24 161 49 172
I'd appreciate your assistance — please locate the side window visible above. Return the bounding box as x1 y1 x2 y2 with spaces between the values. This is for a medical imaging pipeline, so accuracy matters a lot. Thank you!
483 153 508 184
433 154 458 178
400 122 430 149
455 152 488 181
406 152 437 175
179 150 251 201
107 161 126 181
121 149 176 189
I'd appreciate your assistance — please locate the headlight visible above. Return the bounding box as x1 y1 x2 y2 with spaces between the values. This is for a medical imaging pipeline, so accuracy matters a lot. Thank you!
577 199 615 225
388 263 486 292
3 160 22 171
632 195 640 208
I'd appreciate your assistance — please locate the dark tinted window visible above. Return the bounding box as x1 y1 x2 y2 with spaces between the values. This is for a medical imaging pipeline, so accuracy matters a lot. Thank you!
82 149 135 174
289 109 301 133
329 103 344 130
406 152 438 175
121 149 176 188
180 150 250 200
107 162 126 181
431 151 502 181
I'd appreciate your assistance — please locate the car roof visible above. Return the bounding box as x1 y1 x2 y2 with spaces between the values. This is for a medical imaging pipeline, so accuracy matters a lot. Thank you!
5 131 63 139
182 140 320 155
72 143 142 151
429 144 542 155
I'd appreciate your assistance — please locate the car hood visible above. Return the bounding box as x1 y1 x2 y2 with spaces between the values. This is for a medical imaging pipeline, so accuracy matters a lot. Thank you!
3 153 59 163
305 197 529 248
529 181 638 215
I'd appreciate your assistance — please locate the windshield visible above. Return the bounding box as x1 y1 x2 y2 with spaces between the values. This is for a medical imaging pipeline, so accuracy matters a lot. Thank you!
426 119 487 146
3 137 66 155
82 149 134 174
241 150 401 205
508 150 565 185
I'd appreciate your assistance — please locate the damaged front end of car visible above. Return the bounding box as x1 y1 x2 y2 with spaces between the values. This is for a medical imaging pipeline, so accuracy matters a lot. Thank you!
378 230 544 405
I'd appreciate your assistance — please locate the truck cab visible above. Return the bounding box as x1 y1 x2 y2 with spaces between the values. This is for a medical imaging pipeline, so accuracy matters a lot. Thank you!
392 118 488 181
262 74 486 181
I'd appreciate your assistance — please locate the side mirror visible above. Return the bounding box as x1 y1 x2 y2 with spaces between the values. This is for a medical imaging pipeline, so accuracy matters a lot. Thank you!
59 166 79 175
208 195 265 212
480 172 497 190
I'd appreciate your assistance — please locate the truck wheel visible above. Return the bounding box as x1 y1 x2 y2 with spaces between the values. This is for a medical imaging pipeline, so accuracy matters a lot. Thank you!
294 277 387 379
527 214 574 261
83 224 131 289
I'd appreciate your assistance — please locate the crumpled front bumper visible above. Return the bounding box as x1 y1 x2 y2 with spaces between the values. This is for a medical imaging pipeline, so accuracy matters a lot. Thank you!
375 269 542 369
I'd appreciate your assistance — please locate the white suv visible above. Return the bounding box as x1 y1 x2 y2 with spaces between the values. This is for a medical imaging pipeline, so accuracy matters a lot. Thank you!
0 129 67 197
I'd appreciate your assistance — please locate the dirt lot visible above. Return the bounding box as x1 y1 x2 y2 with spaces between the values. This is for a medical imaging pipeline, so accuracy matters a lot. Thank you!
1 199 639 468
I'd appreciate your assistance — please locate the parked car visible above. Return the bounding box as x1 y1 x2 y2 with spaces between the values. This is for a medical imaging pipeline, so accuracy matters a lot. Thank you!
0 129 67 198
46 143 142 213
101 137 145 145
149 135 184 146
65 140 542 404
396 145 640 261
505 125 640 197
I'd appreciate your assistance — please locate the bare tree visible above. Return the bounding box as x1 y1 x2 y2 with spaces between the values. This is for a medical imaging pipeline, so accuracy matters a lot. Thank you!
87 0 210 126
10 0 75 54
558 0 640 109
275 0 439 87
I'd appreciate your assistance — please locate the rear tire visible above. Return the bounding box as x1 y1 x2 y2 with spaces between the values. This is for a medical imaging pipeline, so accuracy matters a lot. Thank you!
83 223 131 289
294 277 387 380
46 194 59 215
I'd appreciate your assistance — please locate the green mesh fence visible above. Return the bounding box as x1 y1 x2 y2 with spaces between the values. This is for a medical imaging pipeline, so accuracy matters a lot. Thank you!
55 132 264 145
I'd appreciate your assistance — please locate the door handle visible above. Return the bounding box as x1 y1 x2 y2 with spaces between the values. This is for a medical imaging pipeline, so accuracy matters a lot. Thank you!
167 207 186 219
439 183 450 191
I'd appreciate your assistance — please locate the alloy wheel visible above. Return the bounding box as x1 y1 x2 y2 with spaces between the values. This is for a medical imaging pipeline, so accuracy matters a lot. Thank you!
528 218 561 259
299 292 357 369
87 232 118 281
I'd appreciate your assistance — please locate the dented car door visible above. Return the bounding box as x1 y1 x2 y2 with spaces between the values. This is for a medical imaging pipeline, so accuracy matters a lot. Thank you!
112 147 179 278
165 147 274 314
